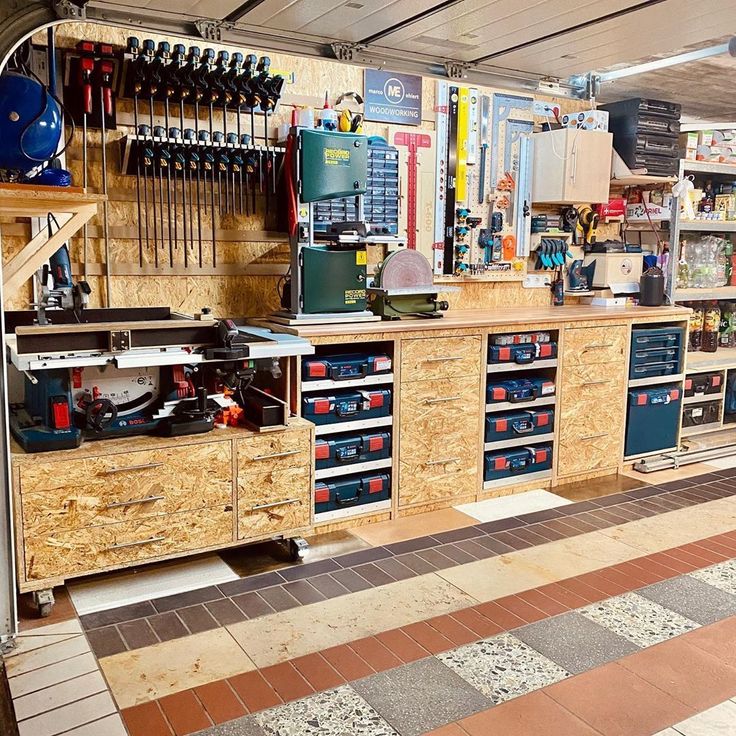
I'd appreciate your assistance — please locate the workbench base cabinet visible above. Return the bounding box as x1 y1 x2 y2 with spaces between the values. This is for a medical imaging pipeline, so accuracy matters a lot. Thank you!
12 421 315 603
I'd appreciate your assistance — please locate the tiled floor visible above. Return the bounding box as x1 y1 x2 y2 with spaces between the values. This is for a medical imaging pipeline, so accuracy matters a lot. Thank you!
6 464 736 736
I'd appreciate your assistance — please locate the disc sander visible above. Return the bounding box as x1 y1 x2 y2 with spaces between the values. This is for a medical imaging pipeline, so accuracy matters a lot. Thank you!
378 249 434 289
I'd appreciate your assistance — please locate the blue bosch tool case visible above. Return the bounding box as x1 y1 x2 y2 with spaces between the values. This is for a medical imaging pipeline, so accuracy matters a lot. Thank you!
302 353 392 381
484 445 553 481
314 473 391 513
629 326 684 380
625 385 682 456
302 389 392 425
485 410 554 443
486 378 556 404
315 431 391 470
488 342 557 365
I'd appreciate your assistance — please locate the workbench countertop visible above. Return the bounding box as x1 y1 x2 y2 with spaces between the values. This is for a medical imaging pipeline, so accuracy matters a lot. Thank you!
252 304 690 338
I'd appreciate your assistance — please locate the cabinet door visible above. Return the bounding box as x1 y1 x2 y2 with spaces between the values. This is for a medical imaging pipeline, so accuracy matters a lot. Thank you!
565 131 613 203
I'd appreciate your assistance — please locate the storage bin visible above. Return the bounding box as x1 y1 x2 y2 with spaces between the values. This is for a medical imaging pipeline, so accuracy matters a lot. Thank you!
485 409 554 443
629 326 684 379
486 378 556 404
484 445 552 481
315 431 391 469
302 389 392 425
682 401 721 428
488 342 557 365
630 361 680 380
314 473 391 513
625 385 682 456
303 353 392 381
684 372 723 398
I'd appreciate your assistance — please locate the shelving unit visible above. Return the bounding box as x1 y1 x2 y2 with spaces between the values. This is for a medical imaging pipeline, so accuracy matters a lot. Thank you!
483 469 553 491
301 374 394 392
487 358 558 374
679 221 736 232
314 458 391 480
313 416 393 437
485 396 556 413
629 373 685 388
484 432 555 452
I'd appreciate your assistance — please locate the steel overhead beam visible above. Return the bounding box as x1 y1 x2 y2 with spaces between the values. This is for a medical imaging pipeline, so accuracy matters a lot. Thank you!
359 0 463 45
224 0 268 24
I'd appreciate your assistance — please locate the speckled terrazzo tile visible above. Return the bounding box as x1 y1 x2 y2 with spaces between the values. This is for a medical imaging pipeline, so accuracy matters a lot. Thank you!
691 559 736 596
255 685 398 736
638 575 736 625
437 632 569 704
194 716 266 736
580 591 700 648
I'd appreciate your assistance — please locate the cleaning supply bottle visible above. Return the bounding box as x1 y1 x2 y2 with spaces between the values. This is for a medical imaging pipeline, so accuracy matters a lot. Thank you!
316 91 338 131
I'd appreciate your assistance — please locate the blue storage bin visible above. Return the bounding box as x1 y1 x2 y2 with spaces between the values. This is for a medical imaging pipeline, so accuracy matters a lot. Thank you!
315 431 391 469
630 361 680 380
484 445 552 481
314 473 391 513
485 410 554 443
486 378 556 404
303 389 392 425
625 385 682 456
629 327 684 379
488 342 557 365
303 353 392 381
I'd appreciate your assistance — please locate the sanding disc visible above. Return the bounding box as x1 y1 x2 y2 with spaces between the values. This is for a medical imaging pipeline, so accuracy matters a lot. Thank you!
378 249 434 289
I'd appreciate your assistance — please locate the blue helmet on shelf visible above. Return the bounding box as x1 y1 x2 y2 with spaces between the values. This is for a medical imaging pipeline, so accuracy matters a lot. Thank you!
0 71 62 173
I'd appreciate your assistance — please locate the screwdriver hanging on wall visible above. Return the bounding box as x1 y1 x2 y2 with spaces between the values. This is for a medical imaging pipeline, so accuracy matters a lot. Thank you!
139 125 158 267
184 128 203 267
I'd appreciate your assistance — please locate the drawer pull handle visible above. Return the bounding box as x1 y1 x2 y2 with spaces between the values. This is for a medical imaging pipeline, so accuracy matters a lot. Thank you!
101 462 164 476
426 457 460 466
581 432 608 441
425 356 464 363
105 495 165 509
106 535 166 551
584 343 614 350
252 450 301 461
582 380 610 386
251 498 300 511
425 396 462 404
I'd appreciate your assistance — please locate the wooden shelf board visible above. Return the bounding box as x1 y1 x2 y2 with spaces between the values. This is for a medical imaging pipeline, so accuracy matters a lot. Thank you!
610 175 677 186
687 347 736 371
676 286 736 301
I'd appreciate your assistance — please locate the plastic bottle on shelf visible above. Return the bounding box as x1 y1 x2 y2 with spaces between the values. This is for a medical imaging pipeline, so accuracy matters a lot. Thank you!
702 300 721 352
720 302 732 348
688 302 704 352
729 304 736 347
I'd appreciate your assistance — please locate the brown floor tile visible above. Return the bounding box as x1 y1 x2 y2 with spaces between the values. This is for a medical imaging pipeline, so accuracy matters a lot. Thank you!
148 611 189 642
178 604 219 634
228 670 283 713
373 556 417 581
540 518 583 538
516 588 569 616
261 661 314 702
416 547 459 569
454 539 496 560
473 535 515 555
508 527 550 547
292 652 345 691
558 516 599 534
638 554 686 578
685 616 736 668
595 566 643 591
665 546 710 569
681 542 726 565
194 680 247 724
351 508 477 546
395 553 438 575
691 538 735 559
86 625 128 657
159 689 212 736
557 577 607 604
205 598 247 626
122 701 173 736
616 560 666 585
618 636 736 712
577 571 628 597
152 586 223 614
425 614 478 646
17 586 76 632
349 636 403 671
494 595 547 624
353 562 395 587
322 644 375 679
118 618 158 649
435 544 477 565
591 509 632 526
401 621 455 654
450 607 503 639
655 550 700 573
308 573 351 599
554 473 647 502
460 690 599 736
281 579 327 605
375 628 429 663
258 586 300 613
331 567 374 593
545 662 694 736
536 582 589 609
493 531 533 550
571 512 610 530
232 591 275 619
474 601 526 631
530 523 566 542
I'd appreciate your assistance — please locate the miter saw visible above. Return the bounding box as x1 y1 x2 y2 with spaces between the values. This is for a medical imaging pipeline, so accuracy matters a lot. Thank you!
368 250 449 320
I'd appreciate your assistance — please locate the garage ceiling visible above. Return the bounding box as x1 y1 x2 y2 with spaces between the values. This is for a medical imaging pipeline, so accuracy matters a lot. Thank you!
82 0 736 116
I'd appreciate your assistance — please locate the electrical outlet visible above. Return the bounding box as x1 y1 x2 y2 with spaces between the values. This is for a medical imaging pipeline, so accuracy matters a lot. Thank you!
523 274 552 289
532 101 560 119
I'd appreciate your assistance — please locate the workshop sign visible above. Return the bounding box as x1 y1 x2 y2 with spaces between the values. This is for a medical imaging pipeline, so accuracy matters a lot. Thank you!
364 69 422 126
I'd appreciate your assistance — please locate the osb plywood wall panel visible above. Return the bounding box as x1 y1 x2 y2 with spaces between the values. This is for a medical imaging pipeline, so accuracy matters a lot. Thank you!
3 22 591 315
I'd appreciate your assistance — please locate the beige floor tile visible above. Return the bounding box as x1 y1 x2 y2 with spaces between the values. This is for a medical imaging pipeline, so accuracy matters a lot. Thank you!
228 573 477 668
351 508 477 546
99 627 256 708
7 619 83 658
436 531 639 601
62 714 128 736
17 690 116 736
622 463 717 485
672 700 736 736
12 670 108 721
8 653 99 699
6 634 89 677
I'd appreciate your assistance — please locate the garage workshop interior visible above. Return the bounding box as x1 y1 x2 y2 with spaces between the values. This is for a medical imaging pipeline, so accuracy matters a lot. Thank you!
3 3 736 736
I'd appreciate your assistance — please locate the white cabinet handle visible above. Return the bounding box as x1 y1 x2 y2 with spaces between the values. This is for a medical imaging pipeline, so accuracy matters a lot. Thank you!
425 396 462 404
101 462 164 475
105 495 165 509
252 450 301 461
425 356 464 363
251 498 300 511
425 457 460 466
106 535 165 551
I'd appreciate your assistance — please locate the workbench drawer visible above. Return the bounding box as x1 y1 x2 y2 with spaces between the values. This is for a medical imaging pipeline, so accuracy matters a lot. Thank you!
400 335 482 382
560 363 626 392
23 507 233 582
237 466 311 539
19 443 232 534
237 428 311 474
562 324 628 366
399 455 478 508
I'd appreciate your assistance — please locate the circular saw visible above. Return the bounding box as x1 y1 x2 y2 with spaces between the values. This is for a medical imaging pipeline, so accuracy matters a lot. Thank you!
367 249 449 320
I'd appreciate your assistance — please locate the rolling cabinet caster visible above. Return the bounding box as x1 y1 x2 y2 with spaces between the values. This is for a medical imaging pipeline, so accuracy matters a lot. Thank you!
33 589 55 618
288 537 310 562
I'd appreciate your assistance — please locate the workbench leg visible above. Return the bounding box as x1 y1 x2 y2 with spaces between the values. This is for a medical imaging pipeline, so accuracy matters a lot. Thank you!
32 589 55 618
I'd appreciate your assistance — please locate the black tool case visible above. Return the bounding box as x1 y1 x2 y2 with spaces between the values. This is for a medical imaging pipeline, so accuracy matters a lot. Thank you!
484 445 552 482
485 409 554 443
315 431 391 469
684 373 723 398
314 473 391 513
682 401 721 429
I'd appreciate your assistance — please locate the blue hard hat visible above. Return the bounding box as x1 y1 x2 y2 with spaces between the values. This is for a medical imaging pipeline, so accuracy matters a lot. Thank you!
0 71 62 173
